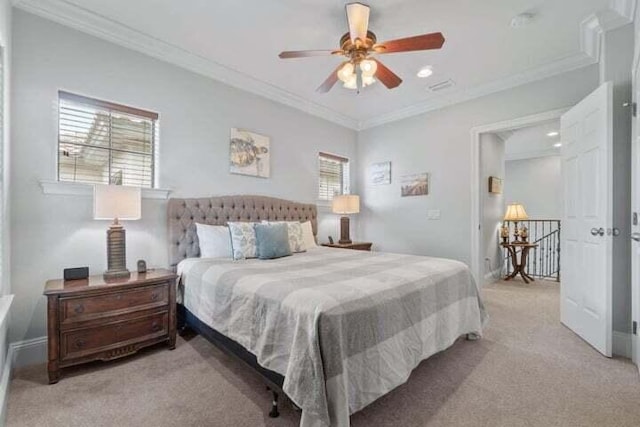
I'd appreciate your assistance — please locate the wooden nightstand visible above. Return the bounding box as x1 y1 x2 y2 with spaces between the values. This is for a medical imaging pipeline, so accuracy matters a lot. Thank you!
321 242 373 251
44 269 177 384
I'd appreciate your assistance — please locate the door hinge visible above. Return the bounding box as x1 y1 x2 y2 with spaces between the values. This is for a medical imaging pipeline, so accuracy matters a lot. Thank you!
625 102 638 117
633 321 638 335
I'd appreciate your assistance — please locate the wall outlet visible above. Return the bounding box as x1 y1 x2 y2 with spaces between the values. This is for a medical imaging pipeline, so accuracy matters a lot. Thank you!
427 209 441 220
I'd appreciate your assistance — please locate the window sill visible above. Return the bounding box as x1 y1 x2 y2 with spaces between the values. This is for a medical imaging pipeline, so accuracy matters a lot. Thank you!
39 180 172 200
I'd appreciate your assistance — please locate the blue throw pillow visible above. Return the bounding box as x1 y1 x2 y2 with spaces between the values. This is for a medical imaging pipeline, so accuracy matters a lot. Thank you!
254 223 292 260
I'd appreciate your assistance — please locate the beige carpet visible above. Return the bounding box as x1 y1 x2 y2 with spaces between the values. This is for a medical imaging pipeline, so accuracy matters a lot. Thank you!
7 280 640 427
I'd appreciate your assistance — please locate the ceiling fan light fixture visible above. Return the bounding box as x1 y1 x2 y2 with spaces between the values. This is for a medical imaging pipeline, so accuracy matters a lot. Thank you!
343 74 358 90
360 59 377 77
337 62 355 83
362 75 376 87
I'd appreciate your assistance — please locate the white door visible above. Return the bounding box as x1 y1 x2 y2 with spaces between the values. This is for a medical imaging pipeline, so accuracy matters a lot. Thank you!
561 82 613 357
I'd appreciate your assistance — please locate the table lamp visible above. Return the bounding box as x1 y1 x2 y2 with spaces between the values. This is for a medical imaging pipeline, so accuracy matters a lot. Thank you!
94 185 141 280
332 195 360 244
504 203 528 242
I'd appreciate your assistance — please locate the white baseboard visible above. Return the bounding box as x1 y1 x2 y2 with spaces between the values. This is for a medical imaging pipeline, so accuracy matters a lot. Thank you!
10 336 47 370
613 331 632 358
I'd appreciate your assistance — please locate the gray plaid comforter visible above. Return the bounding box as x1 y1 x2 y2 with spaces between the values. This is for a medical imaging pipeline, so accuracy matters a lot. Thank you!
177 247 486 427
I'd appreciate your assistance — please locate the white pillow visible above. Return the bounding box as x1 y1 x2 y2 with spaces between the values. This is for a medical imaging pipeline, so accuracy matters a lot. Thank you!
262 221 306 253
195 223 232 258
301 221 317 249
227 222 258 260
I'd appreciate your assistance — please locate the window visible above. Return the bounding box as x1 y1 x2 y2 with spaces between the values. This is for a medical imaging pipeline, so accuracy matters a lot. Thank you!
318 152 350 201
58 91 158 188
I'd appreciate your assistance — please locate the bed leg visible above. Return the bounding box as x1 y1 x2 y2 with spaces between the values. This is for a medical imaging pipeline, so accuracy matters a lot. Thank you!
466 333 481 341
268 391 280 418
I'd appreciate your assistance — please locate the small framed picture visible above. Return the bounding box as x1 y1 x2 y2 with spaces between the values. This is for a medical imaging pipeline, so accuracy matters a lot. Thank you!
401 173 429 197
488 176 503 194
370 161 391 185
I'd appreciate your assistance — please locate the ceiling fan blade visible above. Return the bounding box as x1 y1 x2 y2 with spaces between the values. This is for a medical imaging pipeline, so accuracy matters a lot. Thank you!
279 50 339 59
372 59 402 89
374 32 445 54
316 63 346 93
346 2 370 43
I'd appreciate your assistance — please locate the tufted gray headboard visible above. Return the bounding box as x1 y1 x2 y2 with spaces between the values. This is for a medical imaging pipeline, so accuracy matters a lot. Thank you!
168 195 318 267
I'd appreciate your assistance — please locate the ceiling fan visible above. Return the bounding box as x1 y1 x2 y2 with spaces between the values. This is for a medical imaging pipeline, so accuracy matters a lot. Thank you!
278 2 445 93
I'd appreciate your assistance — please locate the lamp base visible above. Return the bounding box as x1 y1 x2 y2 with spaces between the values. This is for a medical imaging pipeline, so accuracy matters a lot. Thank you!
104 221 130 281
103 269 131 281
338 216 352 244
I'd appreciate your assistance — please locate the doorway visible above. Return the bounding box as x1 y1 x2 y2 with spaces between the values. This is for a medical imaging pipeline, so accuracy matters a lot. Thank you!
470 108 568 287
478 119 563 287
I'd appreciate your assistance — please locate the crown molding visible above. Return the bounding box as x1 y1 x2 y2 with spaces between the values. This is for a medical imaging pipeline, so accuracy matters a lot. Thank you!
12 0 360 130
11 0 633 131
357 53 596 130
581 0 636 61
611 0 637 22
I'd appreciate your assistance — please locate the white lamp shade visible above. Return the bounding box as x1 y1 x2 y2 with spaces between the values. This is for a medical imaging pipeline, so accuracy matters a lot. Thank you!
332 195 360 215
93 185 141 220
504 203 528 221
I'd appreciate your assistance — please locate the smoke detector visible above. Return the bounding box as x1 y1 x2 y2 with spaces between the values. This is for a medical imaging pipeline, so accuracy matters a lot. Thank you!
511 12 536 28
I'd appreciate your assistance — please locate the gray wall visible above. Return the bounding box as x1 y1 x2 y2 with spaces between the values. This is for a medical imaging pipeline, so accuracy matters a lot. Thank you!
357 65 600 264
10 11 357 343
479 133 505 283
504 156 562 219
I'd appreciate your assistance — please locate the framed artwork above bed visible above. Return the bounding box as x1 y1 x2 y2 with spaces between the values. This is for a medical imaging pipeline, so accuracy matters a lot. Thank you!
230 128 270 178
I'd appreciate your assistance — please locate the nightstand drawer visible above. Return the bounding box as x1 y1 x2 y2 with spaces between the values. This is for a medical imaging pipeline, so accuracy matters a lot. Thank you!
61 284 168 324
60 312 168 361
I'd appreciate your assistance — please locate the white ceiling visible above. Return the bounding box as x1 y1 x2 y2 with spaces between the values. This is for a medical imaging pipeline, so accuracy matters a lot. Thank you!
15 0 620 128
499 119 561 160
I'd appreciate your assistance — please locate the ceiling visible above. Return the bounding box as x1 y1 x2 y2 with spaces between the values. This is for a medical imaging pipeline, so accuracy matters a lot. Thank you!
499 119 561 160
15 0 622 128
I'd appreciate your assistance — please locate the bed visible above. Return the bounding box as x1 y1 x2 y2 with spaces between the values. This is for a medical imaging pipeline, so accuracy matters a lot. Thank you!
169 195 486 427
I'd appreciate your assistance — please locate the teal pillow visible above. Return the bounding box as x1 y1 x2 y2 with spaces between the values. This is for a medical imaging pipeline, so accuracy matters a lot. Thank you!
254 223 292 260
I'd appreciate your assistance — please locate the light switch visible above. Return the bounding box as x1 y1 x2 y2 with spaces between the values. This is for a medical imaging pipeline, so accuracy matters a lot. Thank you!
427 209 441 220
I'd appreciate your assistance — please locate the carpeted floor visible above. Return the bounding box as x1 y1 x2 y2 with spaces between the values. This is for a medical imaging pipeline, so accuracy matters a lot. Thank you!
7 280 640 426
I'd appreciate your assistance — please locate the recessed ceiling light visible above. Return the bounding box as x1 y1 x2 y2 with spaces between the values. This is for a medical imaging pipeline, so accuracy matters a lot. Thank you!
417 66 433 78
547 131 559 137
553 142 562 148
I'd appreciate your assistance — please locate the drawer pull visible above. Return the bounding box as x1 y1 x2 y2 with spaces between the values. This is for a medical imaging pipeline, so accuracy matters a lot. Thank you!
74 338 86 349
151 321 161 333
74 304 84 314
150 292 159 301
115 294 123 301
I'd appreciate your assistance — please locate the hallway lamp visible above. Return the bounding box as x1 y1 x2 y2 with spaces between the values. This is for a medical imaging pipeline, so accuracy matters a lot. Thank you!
332 194 360 244
94 185 141 280
504 203 528 243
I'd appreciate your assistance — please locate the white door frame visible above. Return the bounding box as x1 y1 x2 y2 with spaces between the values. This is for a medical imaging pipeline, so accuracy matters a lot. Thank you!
631 48 640 367
469 107 570 285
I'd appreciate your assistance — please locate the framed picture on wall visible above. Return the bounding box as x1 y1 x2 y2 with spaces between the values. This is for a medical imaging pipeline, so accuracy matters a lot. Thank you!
400 173 429 197
488 176 503 194
370 161 391 185
229 128 270 178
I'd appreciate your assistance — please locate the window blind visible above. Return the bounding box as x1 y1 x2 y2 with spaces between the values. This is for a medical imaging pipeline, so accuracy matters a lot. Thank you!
318 152 349 201
58 91 158 188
